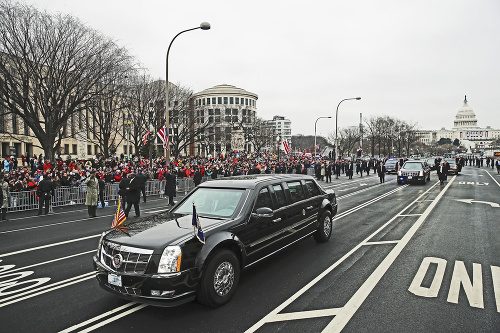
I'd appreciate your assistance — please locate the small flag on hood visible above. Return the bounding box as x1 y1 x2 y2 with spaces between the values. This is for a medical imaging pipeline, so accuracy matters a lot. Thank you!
192 203 205 244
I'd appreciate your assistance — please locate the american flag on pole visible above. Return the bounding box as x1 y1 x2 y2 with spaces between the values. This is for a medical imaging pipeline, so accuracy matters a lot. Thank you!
142 130 150 146
282 140 291 154
111 199 128 233
192 203 205 244
157 126 169 150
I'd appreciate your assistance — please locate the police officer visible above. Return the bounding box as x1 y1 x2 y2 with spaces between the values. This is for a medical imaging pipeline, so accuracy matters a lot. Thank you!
135 170 148 202
37 175 54 215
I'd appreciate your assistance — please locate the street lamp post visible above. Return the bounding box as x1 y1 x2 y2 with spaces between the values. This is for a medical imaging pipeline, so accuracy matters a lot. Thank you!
335 97 361 160
124 114 131 161
314 116 332 157
165 22 210 164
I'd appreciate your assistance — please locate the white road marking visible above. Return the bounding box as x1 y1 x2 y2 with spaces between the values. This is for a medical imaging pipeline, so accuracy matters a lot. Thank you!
58 302 144 333
245 181 440 333
455 199 500 207
69 304 148 333
447 261 484 309
268 308 342 322
0 235 100 258
408 257 447 298
0 272 95 307
0 250 95 276
486 170 500 187
492 266 500 313
322 176 455 333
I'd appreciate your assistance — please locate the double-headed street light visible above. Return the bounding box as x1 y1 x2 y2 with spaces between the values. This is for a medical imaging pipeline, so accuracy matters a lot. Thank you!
165 22 210 163
314 116 331 157
335 97 361 160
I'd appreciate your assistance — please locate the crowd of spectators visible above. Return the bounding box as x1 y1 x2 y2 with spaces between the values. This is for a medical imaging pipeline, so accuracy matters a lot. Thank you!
0 152 320 195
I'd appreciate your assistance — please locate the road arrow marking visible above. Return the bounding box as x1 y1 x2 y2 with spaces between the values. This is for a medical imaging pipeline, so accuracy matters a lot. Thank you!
359 183 367 186
455 199 500 208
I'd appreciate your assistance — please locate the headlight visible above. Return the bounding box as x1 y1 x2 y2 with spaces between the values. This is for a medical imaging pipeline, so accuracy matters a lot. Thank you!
158 246 182 273
419 170 424 176
397 170 402 176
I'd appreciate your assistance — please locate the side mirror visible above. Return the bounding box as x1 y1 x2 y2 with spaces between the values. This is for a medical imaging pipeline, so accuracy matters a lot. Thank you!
251 207 273 219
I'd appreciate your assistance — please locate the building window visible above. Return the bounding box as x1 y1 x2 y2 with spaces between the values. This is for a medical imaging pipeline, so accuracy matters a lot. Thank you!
215 109 221 115
212 97 216 104
218 97 222 104
208 109 214 115
245 98 248 105
232 116 238 122
230 97 234 104
232 109 238 115
236 97 239 104
225 109 231 116
202 99 205 106
72 144 77 154
87 145 92 155
207 98 210 105
225 116 231 122
224 97 228 104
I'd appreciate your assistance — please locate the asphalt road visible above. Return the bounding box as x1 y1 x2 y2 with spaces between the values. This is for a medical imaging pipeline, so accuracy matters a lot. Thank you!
1 165 499 333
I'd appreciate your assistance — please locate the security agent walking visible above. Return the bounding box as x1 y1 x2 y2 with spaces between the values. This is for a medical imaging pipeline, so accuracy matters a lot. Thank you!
437 161 449 185
36 175 54 215
0 174 9 221
376 161 387 183
124 173 141 217
164 168 177 206
135 170 148 202
84 171 99 217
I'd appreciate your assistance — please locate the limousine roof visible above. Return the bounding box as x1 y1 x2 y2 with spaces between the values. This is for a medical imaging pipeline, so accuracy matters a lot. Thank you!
198 174 315 189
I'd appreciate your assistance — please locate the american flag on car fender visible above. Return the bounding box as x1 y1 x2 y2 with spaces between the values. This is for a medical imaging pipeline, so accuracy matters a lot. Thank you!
192 203 205 244
111 199 128 235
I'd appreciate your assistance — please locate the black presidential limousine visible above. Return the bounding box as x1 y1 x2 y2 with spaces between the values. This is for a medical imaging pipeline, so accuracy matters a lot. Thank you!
93 174 337 308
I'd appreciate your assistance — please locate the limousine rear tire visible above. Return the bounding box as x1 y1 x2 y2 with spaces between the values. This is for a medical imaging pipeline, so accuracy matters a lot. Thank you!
197 250 240 308
314 211 333 243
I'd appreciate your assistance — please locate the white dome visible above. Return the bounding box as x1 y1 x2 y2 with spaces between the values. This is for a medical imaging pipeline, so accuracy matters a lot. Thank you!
453 96 478 129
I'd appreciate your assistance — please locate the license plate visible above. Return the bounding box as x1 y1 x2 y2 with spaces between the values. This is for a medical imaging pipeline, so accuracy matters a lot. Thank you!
408 176 413 179
108 273 122 287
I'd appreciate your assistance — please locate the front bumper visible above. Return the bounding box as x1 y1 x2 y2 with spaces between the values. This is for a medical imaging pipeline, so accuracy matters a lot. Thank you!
93 256 200 307
397 175 425 183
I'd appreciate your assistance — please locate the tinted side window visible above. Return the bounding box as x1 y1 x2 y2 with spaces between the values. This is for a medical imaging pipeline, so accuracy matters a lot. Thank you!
273 184 287 208
305 180 320 197
287 181 305 203
254 187 271 211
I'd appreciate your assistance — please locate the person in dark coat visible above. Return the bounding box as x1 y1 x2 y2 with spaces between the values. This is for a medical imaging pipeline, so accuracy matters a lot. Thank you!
36 175 54 215
164 169 177 206
376 161 387 183
124 173 141 217
193 167 202 187
437 161 449 185
135 170 148 202
325 162 332 183
118 175 130 202
98 177 105 208
346 161 354 179
334 161 341 179
85 171 99 217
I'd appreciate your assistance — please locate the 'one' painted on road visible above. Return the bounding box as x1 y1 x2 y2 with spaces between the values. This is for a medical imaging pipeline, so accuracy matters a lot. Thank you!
408 257 500 312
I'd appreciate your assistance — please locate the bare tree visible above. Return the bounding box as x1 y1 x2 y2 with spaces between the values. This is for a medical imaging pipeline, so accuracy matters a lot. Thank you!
0 2 133 160
330 126 360 157
244 117 275 153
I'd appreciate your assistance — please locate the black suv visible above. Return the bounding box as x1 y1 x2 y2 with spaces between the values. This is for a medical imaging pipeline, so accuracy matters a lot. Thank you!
397 160 431 185
93 174 337 307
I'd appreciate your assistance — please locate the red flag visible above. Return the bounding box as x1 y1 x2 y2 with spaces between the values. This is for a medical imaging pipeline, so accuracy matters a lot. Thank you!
156 126 169 150
142 130 150 146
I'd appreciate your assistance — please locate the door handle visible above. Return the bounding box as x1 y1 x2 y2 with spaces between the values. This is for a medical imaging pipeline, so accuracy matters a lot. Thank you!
272 218 282 223
306 206 314 210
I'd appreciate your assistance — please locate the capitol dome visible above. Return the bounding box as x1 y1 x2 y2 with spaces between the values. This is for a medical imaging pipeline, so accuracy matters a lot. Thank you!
453 95 478 129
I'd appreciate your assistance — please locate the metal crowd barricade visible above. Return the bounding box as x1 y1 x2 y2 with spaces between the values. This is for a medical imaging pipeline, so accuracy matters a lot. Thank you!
6 176 230 214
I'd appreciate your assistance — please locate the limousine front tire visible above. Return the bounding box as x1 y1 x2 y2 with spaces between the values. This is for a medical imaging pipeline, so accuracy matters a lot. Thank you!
314 211 333 243
197 249 240 308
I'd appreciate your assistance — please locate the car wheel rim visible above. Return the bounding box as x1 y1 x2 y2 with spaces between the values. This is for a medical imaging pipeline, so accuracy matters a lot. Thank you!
213 261 234 297
323 216 332 237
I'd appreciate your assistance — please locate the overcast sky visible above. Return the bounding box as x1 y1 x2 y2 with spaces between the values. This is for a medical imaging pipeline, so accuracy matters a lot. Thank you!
23 0 500 138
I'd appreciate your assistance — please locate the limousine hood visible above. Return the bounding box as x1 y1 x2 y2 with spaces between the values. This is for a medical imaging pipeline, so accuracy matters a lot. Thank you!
105 212 225 249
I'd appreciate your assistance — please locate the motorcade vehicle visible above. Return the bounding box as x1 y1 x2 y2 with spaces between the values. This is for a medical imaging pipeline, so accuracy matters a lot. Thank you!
93 174 337 308
425 158 438 170
447 160 461 175
397 160 431 185
385 159 399 174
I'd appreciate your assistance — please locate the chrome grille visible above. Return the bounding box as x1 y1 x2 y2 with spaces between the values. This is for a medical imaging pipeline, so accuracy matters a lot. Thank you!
100 241 153 274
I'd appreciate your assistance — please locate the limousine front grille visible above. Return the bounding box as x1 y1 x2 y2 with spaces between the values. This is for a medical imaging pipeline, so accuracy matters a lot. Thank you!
100 241 153 274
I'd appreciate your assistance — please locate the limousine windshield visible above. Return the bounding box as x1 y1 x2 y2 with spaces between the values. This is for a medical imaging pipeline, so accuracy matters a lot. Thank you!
174 188 246 218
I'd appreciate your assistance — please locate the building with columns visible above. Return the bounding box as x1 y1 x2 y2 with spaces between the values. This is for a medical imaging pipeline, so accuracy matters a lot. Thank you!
417 96 500 152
